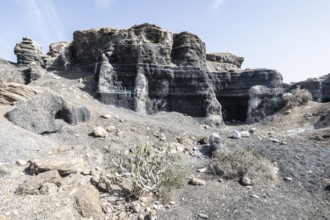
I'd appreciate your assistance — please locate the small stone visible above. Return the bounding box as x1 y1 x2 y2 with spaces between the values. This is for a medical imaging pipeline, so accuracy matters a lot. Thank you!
189 176 206 186
197 136 208 145
209 133 223 152
249 128 257 134
165 205 170 209
91 174 100 185
132 203 141 213
197 167 208 173
241 176 252 186
107 126 117 132
146 126 150 130
159 133 166 141
138 215 144 220
169 201 176 205
81 170 91 175
280 140 287 145
16 159 27 166
147 210 157 220
246 186 253 190
116 130 123 137
140 197 149 203
95 166 102 171
200 125 209 129
240 131 250 138
176 145 185 153
250 194 260 199
218 178 224 183
93 127 108 138
229 130 241 139
270 138 280 143
284 177 293 182
198 213 208 219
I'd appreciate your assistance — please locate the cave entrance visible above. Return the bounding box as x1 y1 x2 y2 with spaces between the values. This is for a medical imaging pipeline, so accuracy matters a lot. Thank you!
55 108 73 124
218 96 249 124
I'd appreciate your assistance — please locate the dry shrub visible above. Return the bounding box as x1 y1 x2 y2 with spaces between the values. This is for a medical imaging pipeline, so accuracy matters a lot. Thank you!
112 146 187 203
283 88 312 107
210 146 278 185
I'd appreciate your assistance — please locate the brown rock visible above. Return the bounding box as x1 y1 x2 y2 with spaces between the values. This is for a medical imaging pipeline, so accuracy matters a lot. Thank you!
74 184 102 218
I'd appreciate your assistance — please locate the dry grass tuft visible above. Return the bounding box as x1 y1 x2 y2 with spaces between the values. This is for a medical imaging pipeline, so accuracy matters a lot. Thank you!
210 145 278 185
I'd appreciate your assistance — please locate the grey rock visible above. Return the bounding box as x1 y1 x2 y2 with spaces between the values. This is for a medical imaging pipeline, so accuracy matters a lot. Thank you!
14 37 45 66
209 133 223 152
229 130 241 139
15 170 61 195
6 91 90 134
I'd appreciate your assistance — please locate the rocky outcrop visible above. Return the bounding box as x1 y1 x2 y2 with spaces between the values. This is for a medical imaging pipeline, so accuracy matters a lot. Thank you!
206 53 244 72
291 73 330 102
70 23 224 126
14 37 45 66
0 83 38 105
44 41 71 69
6 91 90 134
207 69 284 122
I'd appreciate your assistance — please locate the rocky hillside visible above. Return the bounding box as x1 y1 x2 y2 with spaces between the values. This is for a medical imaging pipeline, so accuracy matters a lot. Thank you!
0 23 329 219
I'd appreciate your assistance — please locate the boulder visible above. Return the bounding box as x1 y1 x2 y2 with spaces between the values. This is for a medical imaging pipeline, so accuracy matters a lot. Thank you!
15 170 61 195
6 91 90 134
74 184 102 218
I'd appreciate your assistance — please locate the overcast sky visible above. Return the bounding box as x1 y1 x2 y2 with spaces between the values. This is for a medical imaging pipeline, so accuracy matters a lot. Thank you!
1 0 329 83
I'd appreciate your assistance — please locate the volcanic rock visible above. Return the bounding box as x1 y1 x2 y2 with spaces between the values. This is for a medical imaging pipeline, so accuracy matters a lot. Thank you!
6 91 90 134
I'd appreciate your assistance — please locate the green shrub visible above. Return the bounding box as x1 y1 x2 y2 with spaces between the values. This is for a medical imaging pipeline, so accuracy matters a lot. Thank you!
210 146 278 185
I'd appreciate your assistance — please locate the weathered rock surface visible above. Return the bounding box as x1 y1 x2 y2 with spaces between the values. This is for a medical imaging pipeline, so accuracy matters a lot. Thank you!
74 184 102 218
0 83 37 105
291 73 330 102
208 69 284 122
6 91 90 134
206 53 244 72
14 37 45 66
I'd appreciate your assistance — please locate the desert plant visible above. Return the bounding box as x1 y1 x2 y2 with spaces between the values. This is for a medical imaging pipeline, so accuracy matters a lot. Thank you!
210 146 278 185
112 146 187 201
283 87 312 107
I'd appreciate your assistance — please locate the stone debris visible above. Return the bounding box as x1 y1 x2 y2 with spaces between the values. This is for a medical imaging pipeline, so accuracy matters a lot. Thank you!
189 176 206 186
229 130 241 139
93 127 108 138
74 184 102 218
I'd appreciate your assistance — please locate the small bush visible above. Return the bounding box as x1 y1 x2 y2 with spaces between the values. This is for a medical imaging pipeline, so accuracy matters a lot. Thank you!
112 146 187 202
210 146 278 185
283 88 312 107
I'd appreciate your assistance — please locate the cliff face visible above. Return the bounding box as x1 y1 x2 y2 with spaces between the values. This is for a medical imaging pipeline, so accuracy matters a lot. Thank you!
13 23 302 124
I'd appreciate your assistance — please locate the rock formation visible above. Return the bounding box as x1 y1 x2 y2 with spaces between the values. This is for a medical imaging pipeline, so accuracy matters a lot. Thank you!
6 91 90 134
10 23 330 125
290 73 330 102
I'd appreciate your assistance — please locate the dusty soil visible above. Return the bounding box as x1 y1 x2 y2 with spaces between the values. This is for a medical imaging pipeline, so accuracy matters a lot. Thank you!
0 70 330 219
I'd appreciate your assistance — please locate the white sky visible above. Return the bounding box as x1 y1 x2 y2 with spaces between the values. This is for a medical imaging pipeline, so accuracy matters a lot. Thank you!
1 0 330 83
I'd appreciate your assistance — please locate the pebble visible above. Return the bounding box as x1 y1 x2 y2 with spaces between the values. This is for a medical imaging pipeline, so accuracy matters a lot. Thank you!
132 203 141 213
189 176 206 186
229 130 241 139
107 126 117 132
250 194 260 199
198 213 208 219
240 131 250 137
284 177 293 182
81 169 91 175
241 176 252 186
159 133 166 141
93 127 108 138
101 114 112 119
197 167 208 173
16 159 27 166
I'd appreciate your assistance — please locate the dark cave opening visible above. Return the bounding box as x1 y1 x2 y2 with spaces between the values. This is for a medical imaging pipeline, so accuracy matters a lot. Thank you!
218 96 249 123
55 108 73 124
